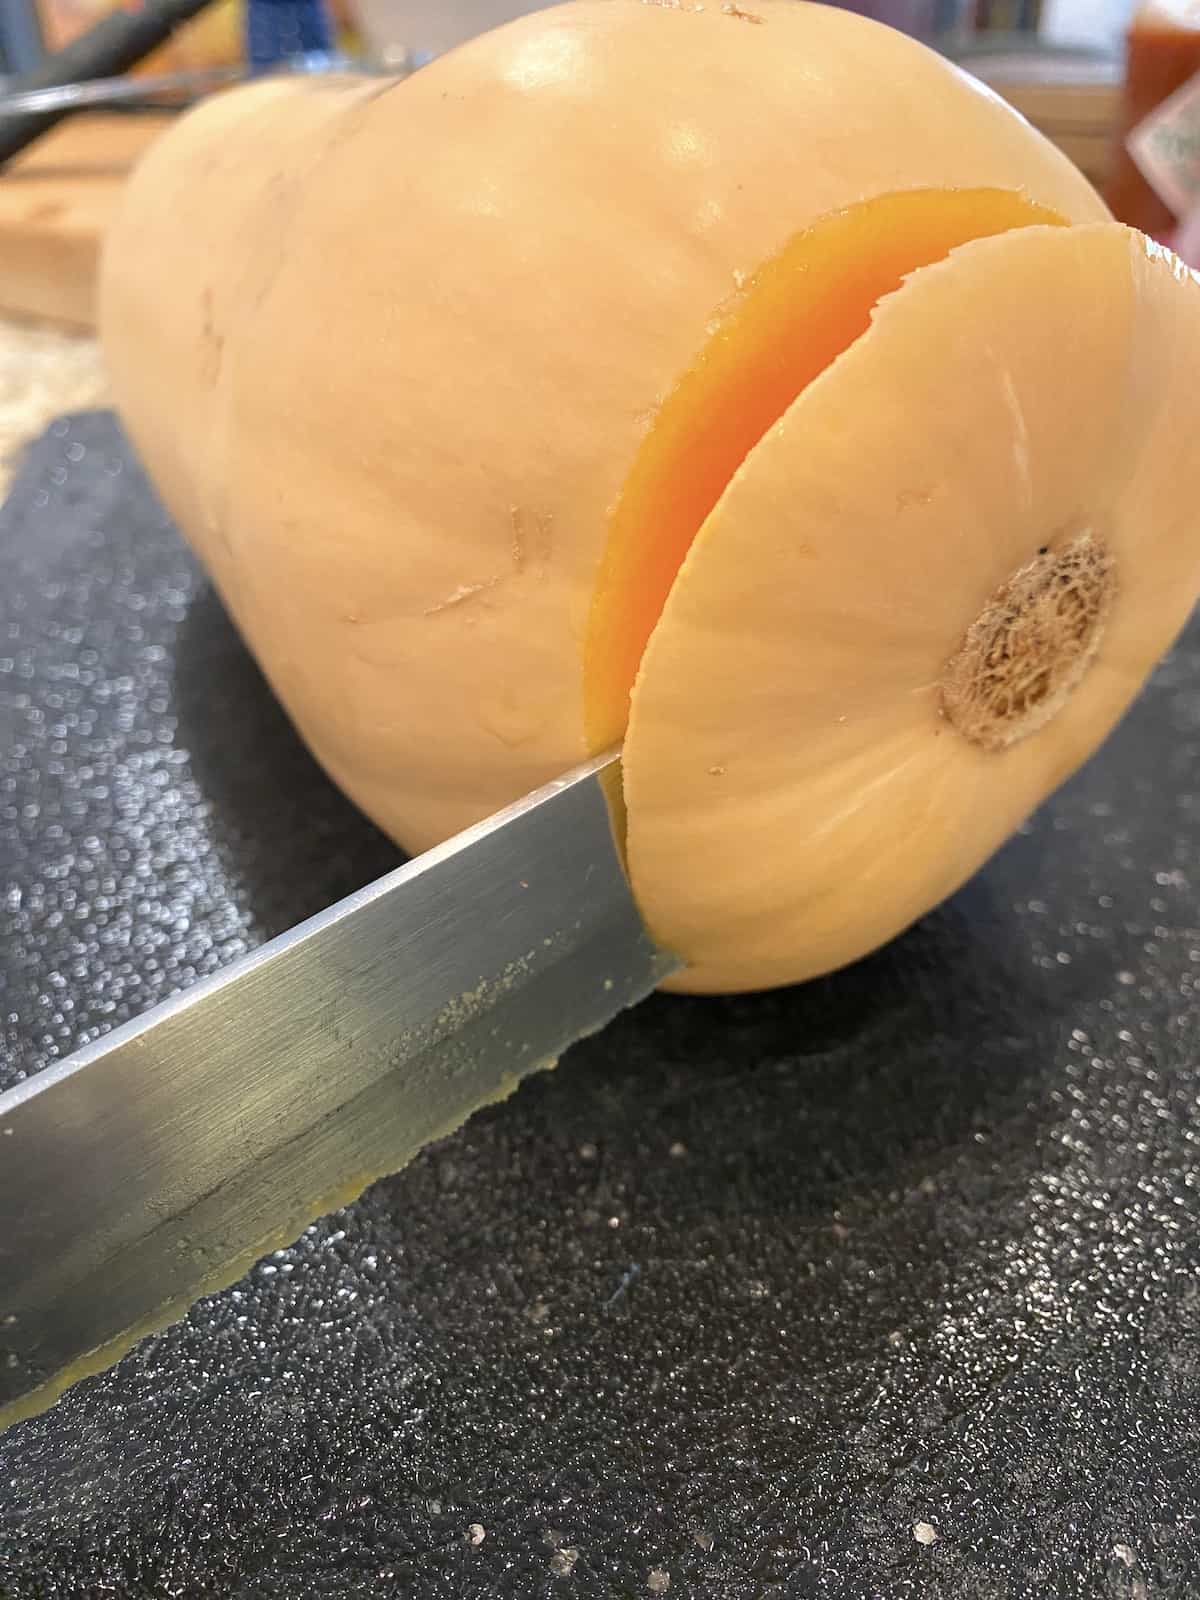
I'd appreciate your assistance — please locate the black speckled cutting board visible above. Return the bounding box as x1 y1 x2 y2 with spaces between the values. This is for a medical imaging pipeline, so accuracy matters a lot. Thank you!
1 413 1200 1598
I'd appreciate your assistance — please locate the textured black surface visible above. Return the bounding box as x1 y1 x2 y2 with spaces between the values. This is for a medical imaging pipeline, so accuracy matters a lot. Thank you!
2 414 1200 1597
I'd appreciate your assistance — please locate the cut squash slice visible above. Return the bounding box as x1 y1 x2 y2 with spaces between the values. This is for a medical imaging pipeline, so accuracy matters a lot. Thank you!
624 224 1200 992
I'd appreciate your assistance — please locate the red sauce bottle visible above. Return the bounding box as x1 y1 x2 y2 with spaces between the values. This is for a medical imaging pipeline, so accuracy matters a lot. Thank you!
1107 3 1200 236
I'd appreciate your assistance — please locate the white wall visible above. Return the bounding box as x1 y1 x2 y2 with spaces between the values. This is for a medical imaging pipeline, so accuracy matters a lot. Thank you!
1040 0 1136 50
351 0 549 59
359 0 1142 60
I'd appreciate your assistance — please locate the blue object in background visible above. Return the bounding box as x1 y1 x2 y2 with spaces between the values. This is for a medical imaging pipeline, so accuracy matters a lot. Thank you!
0 0 45 77
245 0 336 72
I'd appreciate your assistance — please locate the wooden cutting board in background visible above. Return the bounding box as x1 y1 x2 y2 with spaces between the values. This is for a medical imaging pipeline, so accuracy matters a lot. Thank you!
0 112 173 330
968 51 1121 194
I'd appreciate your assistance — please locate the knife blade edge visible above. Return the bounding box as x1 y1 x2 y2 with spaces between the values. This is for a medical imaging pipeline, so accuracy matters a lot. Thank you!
0 748 678 1427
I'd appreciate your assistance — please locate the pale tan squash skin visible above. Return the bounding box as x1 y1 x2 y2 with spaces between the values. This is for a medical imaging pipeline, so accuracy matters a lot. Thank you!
101 0 1105 882
100 74 383 604
625 225 1200 991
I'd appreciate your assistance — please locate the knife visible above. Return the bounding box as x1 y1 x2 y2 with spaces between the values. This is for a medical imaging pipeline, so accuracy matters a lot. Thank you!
0 749 679 1430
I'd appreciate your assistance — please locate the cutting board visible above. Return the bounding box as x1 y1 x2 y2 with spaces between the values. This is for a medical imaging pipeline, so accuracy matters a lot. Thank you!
2 414 1200 1595
0 112 173 330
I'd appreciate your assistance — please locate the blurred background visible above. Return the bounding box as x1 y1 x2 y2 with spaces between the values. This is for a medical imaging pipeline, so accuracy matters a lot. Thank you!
0 0 1144 74
0 0 1196 492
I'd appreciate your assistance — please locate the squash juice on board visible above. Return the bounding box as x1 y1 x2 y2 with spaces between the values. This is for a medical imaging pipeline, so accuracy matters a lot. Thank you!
101 1 1200 992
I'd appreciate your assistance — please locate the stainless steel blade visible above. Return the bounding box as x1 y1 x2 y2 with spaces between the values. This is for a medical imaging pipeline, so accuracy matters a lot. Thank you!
0 751 678 1428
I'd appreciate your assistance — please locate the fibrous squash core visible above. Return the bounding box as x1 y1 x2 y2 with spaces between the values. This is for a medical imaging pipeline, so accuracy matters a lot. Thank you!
939 532 1115 752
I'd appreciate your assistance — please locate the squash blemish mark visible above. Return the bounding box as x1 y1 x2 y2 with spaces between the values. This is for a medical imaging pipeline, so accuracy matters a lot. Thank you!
423 576 503 616
511 505 553 577
995 360 1033 509
198 286 224 387
721 3 764 21
940 531 1115 752
896 487 933 512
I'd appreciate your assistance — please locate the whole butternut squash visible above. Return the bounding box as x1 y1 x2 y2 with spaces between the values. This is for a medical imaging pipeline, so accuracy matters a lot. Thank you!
101 1 1200 992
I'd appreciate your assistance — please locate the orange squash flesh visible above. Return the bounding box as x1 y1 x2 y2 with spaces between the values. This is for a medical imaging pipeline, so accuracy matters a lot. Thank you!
584 186 1069 755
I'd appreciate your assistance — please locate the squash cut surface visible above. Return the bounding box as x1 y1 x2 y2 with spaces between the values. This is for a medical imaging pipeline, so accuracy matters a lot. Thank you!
584 186 1068 753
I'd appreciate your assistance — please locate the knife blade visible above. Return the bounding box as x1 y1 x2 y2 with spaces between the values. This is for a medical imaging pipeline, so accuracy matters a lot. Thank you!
0 749 678 1429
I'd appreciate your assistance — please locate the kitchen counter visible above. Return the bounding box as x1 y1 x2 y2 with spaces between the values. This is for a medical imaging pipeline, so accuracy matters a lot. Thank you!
0 319 106 498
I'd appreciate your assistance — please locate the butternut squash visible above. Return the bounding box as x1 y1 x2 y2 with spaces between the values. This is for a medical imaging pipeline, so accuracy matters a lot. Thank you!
100 1 1200 993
